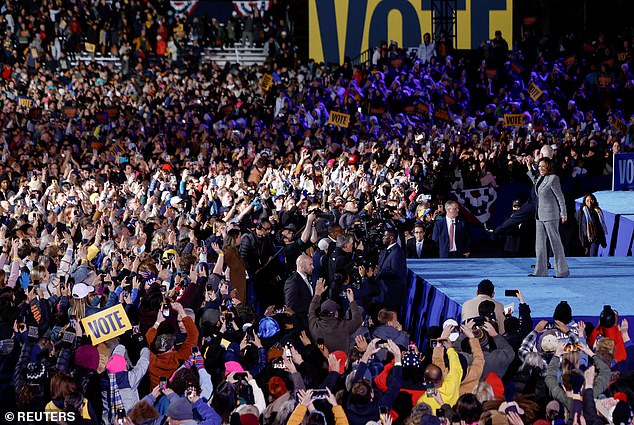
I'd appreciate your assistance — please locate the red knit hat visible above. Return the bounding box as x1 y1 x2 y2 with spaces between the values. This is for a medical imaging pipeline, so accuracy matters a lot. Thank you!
485 372 504 398
268 376 287 400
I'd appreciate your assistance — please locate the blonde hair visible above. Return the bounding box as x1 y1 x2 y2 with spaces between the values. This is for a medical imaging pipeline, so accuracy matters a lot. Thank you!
474 381 495 403
30 265 48 283
70 297 87 321
150 230 167 253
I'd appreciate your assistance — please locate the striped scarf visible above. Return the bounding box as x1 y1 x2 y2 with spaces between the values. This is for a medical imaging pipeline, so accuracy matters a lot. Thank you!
108 373 125 422
583 206 607 243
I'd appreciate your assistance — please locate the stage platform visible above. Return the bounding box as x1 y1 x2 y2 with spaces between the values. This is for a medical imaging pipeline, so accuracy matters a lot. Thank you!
404 257 634 345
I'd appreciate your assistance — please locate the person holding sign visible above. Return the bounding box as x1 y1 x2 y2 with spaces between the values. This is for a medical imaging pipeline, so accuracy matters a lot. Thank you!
526 157 570 278
146 302 199 388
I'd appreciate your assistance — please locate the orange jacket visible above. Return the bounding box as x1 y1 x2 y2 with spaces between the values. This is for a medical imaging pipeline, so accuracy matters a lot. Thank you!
145 316 199 388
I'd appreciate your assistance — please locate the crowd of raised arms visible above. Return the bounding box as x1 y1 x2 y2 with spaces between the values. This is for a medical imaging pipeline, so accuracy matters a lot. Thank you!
1 0 634 424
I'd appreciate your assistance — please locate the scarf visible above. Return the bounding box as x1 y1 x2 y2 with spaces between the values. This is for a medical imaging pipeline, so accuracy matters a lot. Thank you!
109 372 125 422
583 206 608 243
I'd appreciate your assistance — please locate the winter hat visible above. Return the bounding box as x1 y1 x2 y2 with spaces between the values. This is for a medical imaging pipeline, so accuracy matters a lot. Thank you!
72 282 95 299
553 301 572 324
106 354 127 374
402 352 422 368
267 376 287 401
540 334 559 352
485 372 505 398
332 351 347 374
320 299 339 315
267 346 284 362
25 361 48 384
224 361 245 376
166 397 193 420
71 266 96 286
74 345 100 371
87 245 100 261
258 317 280 339
600 305 617 328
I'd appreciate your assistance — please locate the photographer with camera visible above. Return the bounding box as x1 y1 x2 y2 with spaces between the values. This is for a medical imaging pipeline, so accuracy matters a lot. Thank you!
326 233 364 286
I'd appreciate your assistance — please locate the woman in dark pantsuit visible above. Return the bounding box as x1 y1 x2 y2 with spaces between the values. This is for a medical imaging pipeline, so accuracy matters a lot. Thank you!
526 157 569 278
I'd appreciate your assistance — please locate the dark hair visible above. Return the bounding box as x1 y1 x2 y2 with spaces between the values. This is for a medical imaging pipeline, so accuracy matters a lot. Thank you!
583 193 599 208
50 372 77 400
553 301 572 324
350 380 373 405
211 381 238 422
478 300 496 320
539 157 555 175
170 367 201 396
456 393 483 423
477 279 494 296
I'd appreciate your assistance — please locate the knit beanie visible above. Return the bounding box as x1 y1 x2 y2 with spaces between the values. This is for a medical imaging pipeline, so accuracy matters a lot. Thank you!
75 345 100 371
106 354 127 374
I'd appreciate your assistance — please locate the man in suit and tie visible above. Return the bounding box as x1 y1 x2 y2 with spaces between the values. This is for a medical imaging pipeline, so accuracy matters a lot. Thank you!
376 228 407 311
406 222 436 258
432 200 471 258
284 254 315 329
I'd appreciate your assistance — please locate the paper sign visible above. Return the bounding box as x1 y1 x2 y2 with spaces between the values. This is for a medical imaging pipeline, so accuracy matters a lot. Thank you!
85 42 96 53
528 82 543 101
16 96 34 108
81 304 132 345
504 114 524 127
259 73 273 91
327 111 350 128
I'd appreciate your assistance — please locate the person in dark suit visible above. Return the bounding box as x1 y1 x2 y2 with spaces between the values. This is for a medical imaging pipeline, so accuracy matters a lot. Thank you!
432 200 471 258
526 157 569 278
406 222 436 258
283 254 315 329
376 228 407 311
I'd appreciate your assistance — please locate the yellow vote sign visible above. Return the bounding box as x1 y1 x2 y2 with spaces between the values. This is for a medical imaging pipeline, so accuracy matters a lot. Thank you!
528 82 543 101
81 304 132 345
327 111 350 128
504 114 524 127
260 73 273 91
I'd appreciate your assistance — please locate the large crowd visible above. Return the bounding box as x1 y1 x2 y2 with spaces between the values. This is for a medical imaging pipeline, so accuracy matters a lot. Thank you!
1 0 634 424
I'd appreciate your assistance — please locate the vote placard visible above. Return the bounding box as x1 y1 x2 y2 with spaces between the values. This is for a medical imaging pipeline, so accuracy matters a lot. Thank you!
327 111 350 128
503 114 524 127
259 73 273 91
81 304 132 345
528 82 543 101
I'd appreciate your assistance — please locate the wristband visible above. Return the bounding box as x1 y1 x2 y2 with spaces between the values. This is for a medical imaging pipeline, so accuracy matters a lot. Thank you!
394 362 402 367
218 253 224 256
